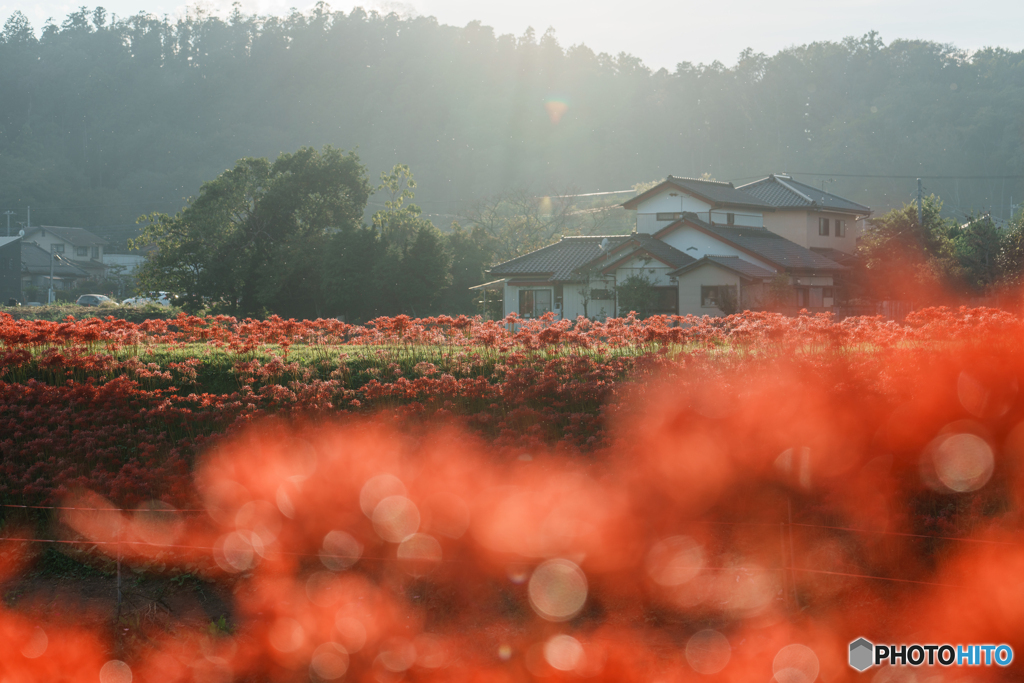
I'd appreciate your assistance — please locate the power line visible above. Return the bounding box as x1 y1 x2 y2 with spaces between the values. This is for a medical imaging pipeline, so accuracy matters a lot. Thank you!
766 172 1024 180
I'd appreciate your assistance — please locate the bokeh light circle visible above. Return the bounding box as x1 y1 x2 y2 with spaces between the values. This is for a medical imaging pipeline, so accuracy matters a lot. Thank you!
334 616 367 654
320 530 363 570
397 533 443 575
269 618 305 653
646 536 705 586
360 475 407 517
934 433 994 492
20 626 48 659
528 559 588 621
685 629 731 674
310 642 349 680
544 634 584 671
772 644 819 683
99 660 133 683
372 495 421 542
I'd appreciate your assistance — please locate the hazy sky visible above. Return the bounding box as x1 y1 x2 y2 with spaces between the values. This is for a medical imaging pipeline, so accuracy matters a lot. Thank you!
7 0 1024 69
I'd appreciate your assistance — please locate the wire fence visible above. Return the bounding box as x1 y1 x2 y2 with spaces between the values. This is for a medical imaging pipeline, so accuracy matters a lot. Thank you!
2 500 1012 596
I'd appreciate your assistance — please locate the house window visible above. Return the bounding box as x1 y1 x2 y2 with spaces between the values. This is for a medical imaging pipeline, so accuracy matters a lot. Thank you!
701 285 737 309
51 243 64 253
656 213 682 221
518 289 552 318
77 247 89 257
818 218 830 236
726 213 735 225
834 220 846 237
92 246 100 258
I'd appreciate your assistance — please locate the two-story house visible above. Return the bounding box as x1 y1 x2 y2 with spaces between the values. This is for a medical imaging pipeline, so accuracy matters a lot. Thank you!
21 226 108 281
480 175 871 318
736 174 872 264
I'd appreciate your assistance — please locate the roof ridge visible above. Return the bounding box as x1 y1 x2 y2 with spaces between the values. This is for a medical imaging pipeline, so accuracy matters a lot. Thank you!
669 174 733 187
773 176 815 205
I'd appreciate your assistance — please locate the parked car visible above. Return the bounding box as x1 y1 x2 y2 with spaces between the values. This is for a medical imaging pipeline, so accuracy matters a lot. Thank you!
121 291 174 307
76 294 116 307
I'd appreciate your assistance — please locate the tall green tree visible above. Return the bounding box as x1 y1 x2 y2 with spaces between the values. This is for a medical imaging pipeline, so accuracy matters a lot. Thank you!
133 146 370 317
856 196 958 303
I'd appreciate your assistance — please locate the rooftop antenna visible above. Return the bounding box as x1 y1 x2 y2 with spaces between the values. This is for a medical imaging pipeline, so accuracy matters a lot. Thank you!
3 211 13 237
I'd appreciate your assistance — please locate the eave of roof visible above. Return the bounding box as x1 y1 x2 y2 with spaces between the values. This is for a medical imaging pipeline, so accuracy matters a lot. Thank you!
669 255 775 279
598 247 678 274
656 213 845 272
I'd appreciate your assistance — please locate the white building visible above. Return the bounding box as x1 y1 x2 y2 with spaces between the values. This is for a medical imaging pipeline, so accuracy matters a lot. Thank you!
478 175 870 318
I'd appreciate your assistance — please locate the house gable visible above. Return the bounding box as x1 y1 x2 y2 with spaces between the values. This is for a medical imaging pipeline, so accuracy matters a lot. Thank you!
656 220 777 273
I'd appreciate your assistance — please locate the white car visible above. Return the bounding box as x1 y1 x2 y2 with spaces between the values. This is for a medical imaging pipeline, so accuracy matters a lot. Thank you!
122 292 174 307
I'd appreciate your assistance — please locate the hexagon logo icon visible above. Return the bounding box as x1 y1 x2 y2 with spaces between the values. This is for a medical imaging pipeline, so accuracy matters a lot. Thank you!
849 638 874 671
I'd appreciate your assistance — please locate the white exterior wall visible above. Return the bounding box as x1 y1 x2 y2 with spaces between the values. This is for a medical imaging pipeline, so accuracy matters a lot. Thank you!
658 225 777 272
708 209 764 227
677 264 741 317
762 210 864 254
23 232 104 264
635 191 712 234
561 278 616 320
612 255 673 286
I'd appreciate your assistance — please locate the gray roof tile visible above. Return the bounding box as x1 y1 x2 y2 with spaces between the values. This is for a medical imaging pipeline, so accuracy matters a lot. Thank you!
606 233 696 269
737 175 872 214
624 176 774 210
487 235 629 281
21 242 90 277
670 255 775 279
30 225 109 247
683 214 845 271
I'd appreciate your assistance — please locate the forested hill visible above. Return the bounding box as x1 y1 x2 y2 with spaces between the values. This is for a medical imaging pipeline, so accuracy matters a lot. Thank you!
1 7 1023 247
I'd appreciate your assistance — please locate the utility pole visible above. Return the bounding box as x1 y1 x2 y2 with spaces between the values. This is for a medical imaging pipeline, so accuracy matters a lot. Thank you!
917 179 923 225
26 206 30 230
3 211 13 237
49 244 56 304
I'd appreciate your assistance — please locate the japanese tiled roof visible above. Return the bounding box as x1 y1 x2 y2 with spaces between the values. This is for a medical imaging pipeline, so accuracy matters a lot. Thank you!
623 176 775 210
737 175 872 214
605 233 696 270
700 255 777 279
681 214 845 272
810 247 858 266
487 235 629 281
21 242 90 276
30 225 109 247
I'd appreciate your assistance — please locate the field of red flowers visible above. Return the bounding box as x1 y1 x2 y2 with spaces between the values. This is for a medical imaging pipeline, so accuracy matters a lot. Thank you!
2 307 1024 681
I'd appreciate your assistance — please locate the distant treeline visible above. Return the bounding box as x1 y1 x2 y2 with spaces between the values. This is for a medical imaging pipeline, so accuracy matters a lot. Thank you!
1 7 1023 246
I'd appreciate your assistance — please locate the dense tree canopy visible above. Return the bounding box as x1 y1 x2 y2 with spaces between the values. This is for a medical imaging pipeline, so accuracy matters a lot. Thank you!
136 148 482 319
1 8 1023 247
